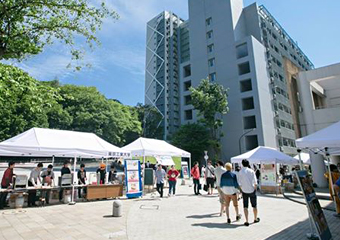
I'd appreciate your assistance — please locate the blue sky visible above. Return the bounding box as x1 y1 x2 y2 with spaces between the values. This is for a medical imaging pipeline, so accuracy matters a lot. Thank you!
9 0 340 106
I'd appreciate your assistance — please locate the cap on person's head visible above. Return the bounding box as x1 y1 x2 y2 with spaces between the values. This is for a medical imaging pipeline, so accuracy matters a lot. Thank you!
80 163 85 168
47 164 53 169
8 161 15 167
217 161 224 167
242 159 250 168
225 163 232 171
37 163 43 168
100 163 106 169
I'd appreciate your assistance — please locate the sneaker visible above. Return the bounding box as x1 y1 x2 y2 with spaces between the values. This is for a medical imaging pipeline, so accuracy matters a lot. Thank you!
236 214 242 221
227 218 231 224
254 218 260 223
244 222 249 227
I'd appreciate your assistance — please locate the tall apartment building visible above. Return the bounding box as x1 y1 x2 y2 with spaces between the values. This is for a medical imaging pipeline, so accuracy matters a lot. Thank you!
145 0 314 160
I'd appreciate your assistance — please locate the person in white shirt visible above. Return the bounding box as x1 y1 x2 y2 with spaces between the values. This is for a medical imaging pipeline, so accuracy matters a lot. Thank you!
204 161 215 195
237 159 260 226
214 161 226 216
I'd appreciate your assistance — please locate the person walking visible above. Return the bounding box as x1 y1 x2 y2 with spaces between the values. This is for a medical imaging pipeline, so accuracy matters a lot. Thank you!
205 160 215 195
220 163 241 224
191 162 201 195
238 159 259 226
28 163 43 207
215 161 226 215
41 164 55 204
167 165 179 197
77 164 87 199
0 161 15 209
155 165 166 198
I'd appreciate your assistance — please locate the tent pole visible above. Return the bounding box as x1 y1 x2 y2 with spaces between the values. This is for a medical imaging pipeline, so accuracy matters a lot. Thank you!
325 148 337 211
297 149 303 170
69 156 77 205
52 155 55 166
189 157 191 179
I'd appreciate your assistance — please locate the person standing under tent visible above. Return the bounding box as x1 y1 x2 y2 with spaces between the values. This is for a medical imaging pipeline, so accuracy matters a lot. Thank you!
191 162 201 195
167 165 179 197
155 165 166 198
220 163 242 224
96 163 107 184
77 164 87 199
0 161 15 209
215 161 226 215
201 165 206 178
28 163 43 207
205 160 215 195
238 159 260 226
108 165 118 183
325 164 340 215
59 160 71 202
41 164 55 204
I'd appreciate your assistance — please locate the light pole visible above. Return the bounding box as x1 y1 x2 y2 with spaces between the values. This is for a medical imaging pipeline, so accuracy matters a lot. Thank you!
204 151 208 167
238 128 256 154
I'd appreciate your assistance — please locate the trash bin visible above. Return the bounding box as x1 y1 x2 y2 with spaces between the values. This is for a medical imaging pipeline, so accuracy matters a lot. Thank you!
112 200 122 217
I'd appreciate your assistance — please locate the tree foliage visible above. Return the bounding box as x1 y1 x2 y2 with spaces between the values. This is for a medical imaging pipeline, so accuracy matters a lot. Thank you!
0 0 118 66
189 78 229 157
172 123 210 166
0 64 142 146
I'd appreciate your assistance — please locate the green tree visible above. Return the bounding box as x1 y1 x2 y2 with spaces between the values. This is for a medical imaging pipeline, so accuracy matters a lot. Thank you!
0 63 60 140
0 0 118 66
172 123 210 166
189 78 229 157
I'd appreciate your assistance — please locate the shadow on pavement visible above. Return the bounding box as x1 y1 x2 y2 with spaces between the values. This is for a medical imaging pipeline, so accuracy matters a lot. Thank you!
192 222 244 229
186 213 220 219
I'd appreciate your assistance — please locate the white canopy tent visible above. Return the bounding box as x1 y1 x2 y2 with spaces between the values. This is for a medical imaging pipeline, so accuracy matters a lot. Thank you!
294 153 311 165
231 146 299 165
122 137 191 169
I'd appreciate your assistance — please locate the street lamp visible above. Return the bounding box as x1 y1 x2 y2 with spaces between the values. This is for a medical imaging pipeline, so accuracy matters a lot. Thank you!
204 151 208 166
238 128 256 154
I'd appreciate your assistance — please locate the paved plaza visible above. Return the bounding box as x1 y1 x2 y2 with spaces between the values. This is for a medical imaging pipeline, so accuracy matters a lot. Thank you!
0 182 339 240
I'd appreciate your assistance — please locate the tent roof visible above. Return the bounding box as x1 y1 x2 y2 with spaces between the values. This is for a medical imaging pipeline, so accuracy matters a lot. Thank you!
0 128 130 158
231 146 299 165
294 153 311 165
122 137 191 158
296 121 340 150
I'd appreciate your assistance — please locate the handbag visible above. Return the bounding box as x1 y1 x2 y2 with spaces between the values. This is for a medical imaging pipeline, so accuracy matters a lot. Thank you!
203 184 208 192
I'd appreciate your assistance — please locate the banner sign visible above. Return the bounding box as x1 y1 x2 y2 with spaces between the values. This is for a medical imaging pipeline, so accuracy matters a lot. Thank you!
296 170 332 240
181 161 190 179
260 163 277 186
125 159 142 198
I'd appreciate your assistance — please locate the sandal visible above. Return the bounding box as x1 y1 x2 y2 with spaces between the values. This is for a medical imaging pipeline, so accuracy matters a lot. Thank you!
244 222 249 226
254 218 260 223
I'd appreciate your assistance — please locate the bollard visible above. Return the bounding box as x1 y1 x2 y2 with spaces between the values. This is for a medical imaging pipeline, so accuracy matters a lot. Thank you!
181 179 185 185
112 200 122 217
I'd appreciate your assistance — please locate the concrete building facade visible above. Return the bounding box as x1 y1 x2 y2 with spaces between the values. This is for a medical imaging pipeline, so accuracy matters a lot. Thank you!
145 0 314 160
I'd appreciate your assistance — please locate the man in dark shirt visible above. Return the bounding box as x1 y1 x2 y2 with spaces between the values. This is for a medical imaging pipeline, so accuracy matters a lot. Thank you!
0 162 15 209
59 160 71 201
96 163 106 184
77 164 87 198
108 165 118 183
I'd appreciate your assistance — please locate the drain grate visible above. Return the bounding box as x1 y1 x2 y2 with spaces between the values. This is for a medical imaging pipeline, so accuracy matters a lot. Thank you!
2 209 26 215
139 205 159 210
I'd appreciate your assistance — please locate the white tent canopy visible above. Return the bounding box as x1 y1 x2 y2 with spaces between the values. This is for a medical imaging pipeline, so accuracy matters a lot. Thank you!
294 153 311 165
0 128 130 158
122 137 191 158
231 146 299 165
295 121 340 153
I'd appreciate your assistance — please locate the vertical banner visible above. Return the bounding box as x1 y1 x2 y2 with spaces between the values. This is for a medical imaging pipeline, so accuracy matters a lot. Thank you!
296 170 332 240
125 159 142 199
181 161 189 179
260 163 277 186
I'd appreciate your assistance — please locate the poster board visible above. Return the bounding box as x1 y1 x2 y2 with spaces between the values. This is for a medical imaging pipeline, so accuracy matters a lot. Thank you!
181 161 190 179
296 170 332 240
125 159 142 199
260 163 277 186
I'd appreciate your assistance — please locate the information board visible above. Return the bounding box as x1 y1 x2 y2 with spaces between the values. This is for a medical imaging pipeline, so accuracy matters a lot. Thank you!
260 163 277 186
125 159 142 198
296 170 332 240
181 161 190 179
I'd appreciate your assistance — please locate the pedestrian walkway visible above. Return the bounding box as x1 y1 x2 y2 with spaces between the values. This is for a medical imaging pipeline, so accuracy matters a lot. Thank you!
0 183 340 240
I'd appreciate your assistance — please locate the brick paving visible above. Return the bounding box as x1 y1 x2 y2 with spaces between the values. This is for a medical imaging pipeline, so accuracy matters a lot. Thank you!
0 182 339 240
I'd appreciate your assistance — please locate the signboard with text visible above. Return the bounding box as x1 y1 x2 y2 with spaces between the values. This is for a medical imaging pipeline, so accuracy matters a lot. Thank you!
260 163 277 186
125 159 142 198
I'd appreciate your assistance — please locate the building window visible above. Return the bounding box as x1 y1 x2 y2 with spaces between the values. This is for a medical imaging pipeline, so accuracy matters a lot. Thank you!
240 79 252 92
183 65 191 77
206 17 212 26
184 95 192 106
236 43 248 59
238 62 251 75
208 58 215 67
184 81 191 91
209 72 216 82
243 116 256 129
245 135 258 151
185 110 193 120
206 30 213 39
242 97 254 110
207 44 214 53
